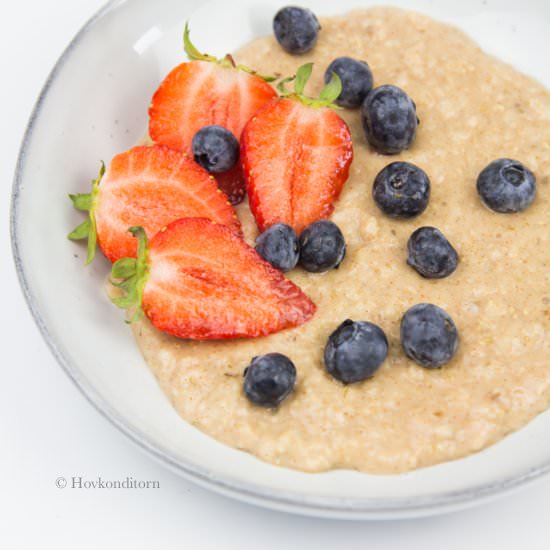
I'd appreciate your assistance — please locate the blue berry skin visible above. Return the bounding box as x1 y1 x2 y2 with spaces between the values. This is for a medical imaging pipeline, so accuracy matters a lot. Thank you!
361 85 418 154
324 57 373 108
243 353 297 407
476 158 536 213
324 320 389 384
373 162 430 218
192 125 239 173
407 227 458 279
298 220 346 273
255 223 299 272
273 6 320 54
400 304 458 369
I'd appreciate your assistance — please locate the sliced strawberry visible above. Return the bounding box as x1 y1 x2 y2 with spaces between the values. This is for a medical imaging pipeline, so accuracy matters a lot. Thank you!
148 26 277 203
111 220 316 339
242 97 353 234
241 64 353 234
149 60 277 156
68 145 241 264
214 164 247 205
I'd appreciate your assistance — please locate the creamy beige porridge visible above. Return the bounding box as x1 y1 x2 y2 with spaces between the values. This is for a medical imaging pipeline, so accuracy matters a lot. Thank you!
132 7 549 473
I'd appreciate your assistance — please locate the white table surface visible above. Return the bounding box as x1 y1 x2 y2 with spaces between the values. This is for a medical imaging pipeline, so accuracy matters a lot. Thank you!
2 1 549 548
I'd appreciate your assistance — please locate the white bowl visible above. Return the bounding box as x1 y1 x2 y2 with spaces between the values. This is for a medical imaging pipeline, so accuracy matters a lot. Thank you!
10 0 550 519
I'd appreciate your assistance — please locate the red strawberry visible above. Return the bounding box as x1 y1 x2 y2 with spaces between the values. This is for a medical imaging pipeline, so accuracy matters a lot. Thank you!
68 145 241 264
241 64 353 234
111 219 316 339
149 62 276 152
148 23 277 205
213 164 247 206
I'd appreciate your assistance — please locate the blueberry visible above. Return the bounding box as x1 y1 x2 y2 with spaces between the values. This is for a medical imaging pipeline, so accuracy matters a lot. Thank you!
255 223 299 272
400 304 458 369
407 227 458 279
476 158 536 213
324 320 388 384
324 57 373 108
192 125 239 173
243 353 296 407
372 162 430 218
273 6 320 54
298 220 346 273
361 85 418 154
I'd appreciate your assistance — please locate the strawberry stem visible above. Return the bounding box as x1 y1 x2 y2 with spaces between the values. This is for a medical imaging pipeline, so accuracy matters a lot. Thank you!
236 64 279 83
67 162 105 264
183 21 278 82
183 21 217 63
110 227 150 323
276 63 343 109
223 54 237 68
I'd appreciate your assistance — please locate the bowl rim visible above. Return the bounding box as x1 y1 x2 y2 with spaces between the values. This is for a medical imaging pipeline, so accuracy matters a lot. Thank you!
9 0 550 519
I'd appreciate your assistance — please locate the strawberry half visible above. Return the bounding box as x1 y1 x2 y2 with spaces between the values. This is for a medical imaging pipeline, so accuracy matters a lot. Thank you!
241 63 353 234
148 24 278 203
211 163 247 206
68 144 240 264
110 219 316 339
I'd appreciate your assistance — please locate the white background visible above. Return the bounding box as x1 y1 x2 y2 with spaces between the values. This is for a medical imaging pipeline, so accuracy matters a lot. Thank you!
2 1 549 548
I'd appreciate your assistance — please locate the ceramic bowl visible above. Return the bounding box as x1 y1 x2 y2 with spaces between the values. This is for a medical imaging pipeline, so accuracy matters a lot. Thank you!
10 0 550 519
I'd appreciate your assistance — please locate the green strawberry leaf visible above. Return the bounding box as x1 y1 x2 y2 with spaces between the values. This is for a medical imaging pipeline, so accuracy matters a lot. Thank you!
67 162 105 265
86 219 97 265
235 63 279 83
294 62 313 95
69 193 92 211
109 227 150 323
183 21 222 63
111 281 138 309
277 64 343 109
111 257 137 279
184 21 279 82
319 72 342 104
68 219 90 240
276 75 296 95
